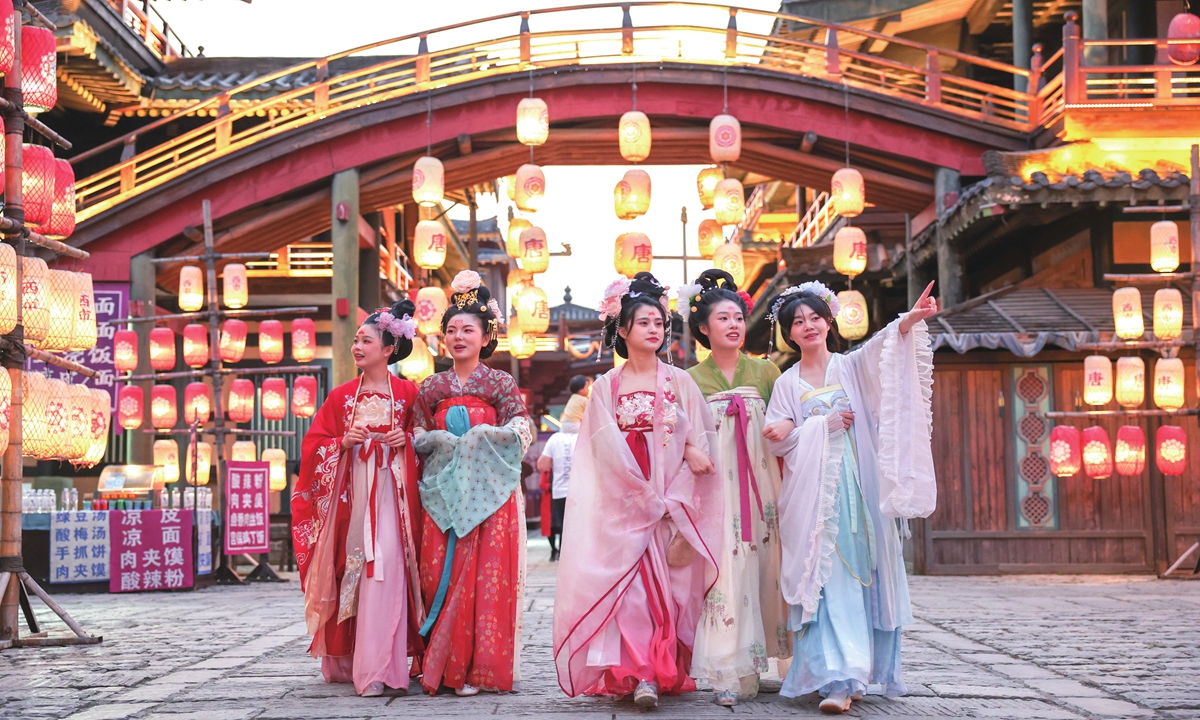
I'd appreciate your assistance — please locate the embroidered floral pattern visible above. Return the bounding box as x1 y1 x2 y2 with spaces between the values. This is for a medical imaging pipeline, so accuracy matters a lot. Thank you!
703 588 732 630
353 393 394 428
615 391 654 431
749 641 769 673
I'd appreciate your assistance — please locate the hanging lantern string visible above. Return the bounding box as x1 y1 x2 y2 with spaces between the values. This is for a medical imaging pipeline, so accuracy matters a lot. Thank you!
426 92 433 156
631 64 638 111
842 81 851 168
722 66 728 114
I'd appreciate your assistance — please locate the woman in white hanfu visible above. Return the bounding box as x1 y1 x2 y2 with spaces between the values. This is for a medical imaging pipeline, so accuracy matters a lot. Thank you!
761 280 938 714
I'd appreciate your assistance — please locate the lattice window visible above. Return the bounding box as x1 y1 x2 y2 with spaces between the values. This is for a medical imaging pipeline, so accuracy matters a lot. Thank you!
1011 366 1058 529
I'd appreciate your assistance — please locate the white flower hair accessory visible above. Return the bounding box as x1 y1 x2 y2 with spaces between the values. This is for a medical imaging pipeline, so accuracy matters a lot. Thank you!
486 297 503 323
375 311 418 340
676 282 703 320
768 281 840 324
451 270 482 294
597 278 631 322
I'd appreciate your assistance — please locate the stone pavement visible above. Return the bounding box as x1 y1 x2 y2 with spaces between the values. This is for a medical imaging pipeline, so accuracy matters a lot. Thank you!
2 538 1198 719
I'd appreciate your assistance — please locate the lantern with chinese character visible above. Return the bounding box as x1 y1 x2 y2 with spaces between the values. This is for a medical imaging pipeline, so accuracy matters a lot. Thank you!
293 375 318 418
21 26 56 114
697 219 722 260
263 447 288 491
837 289 870 341
519 226 550 274
184 441 213 485
400 336 435 383
619 110 651 162
223 263 248 309
614 169 651 220
1154 288 1183 340
113 329 138 373
709 114 741 163
1156 425 1188 475
1153 357 1185 411
1112 287 1144 339
43 270 77 351
508 321 536 359
178 265 204 312
1150 220 1180 272
231 440 256 462
0 244 15 335
70 272 97 352
291 317 316 362
155 439 180 485
150 327 176 370
117 384 143 431
1082 426 1112 479
1167 12 1200 65
218 319 248 363
697 167 723 210
1116 356 1145 407
83 389 111 468
22 144 53 226
832 226 868 278
515 163 545 212
183 382 211 425
516 97 549 145
0 370 8 452
415 286 448 336
506 217 531 259
831 167 865 218
1050 425 1081 477
414 219 447 270
21 257 48 346
261 378 287 421
1114 425 1146 476
507 268 532 310
45 159 76 239
713 178 745 226
43 380 71 459
151 384 178 430
412 155 444 206
228 378 255 423
1083 355 1113 406
183 323 209 368
516 285 550 334
22 373 48 458
614 232 653 279
713 242 746 288
68 384 92 461
258 320 285 364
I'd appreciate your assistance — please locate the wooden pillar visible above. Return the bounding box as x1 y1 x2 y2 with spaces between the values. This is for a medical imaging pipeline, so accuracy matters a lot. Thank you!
331 169 360 388
1011 0 1033 92
358 215 380 314
934 167 963 308
468 195 479 272
128 253 156 464
905 213 927 308
0 13 21 640
1082 0 1108 67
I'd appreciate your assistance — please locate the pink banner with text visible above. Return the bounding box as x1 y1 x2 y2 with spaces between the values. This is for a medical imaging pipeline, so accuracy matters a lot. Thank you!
225 461 271 554
109 509 194 593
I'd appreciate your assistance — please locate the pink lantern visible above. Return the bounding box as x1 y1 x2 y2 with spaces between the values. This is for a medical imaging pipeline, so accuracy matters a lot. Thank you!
1156 425 1188 476
1049 425 1081 477
228 378 255 423
0 3 14 75
219 319 248 363
22 144 54 226
291 317 316 363
117 385 143 430
1081 426 1113 480
149 327 176 370
261 378 287 421
183 382 212 425
21 26 56 114
183 323 209 368
1167 12 1200 66
259 320 284 364
151 385 178 430
292 375 318 418
114 329 138 373
44 160 76 239
1114 425 1146 476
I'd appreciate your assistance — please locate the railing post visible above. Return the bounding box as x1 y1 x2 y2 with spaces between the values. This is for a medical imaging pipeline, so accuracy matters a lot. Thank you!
1155 39 1171 100
725 8 737 61
120 135 137 162
824 27 841 79
520 12 531 65
314 59 329 113
215 92 231 151
1062 11 1081 104
1027 43 1043 126
415 34 430 85
621 5 633 55
925 51 942 105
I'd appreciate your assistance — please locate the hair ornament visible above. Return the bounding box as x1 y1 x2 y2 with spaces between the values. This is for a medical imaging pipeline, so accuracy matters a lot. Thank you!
597 278 632 322
768 281 839 323
737 290 755 314
451 270 482 294
375 311 418 340
676 282 703 321
486 297 503 323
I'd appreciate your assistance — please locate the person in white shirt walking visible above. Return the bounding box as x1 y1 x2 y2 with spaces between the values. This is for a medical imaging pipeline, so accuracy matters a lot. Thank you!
538 375 590 561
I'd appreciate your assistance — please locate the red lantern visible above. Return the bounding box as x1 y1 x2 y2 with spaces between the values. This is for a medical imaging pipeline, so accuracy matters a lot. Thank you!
151 385 178 430
1156 425 1188 476
114 329 138 373
219 319 248 363
1049 425 1081 477
149 327 176 370
259 320 284 364
45 160 76 239
0 3 14 75
1167 12 1200 66
228 378 255 423
292 317 315 363
1114 425 1146 476
22 144 54 226
183 382 212 425
21 26 56 114
1081 426 1113 479
117 385 143 430
261 378 287 421
292 375 318 418
183 323 209 368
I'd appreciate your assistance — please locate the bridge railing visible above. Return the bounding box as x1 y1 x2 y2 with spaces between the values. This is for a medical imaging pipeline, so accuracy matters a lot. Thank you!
785 190 840 249
70 2 1040 222
101 0 191 60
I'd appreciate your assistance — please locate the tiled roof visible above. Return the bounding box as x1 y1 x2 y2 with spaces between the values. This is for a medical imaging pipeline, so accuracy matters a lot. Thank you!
151 56 407 93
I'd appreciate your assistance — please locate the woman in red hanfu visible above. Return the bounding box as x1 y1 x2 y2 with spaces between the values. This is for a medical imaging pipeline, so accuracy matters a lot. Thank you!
292 299 426 697
413 270 532 697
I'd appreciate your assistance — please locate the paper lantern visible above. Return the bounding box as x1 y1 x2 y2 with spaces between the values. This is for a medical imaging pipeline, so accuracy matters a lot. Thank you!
292 375 318 418
415 286 449 336
837 289 870 341
183 323 209 368
178 265 205 312
832 226 868 278
614 169 651 220
83 389 111 468
151 384 178 430
831 167 865 218
516 97 549 146
519 226 550 274
1082 355 1113 406
223 263 248 309
291 317 316 363
0 4 13 75
21 257 48 346
516 285 550 334
1167 12 1200 66
1082 426 1112 479
218 319 248 363
231 440 257 463
1150 220 1180 272
507 321 536 359
263 447 288 491
400 336 435 383
413 219 447 270
1115 357 1145 408
614 232 653 279
1153 357 1185 411
184 441 213 486
697 167 724 210
44 379 72 459
708 113 742 163
1114 426 1146 476
70 272 97 351
0 370 8 452
0 244 15 335
227 378 255 423
713 178 745 226
155 439 181 484
65 384 91 461
712 242 746 289
505 217 531 259
507 268 532 309
1049 425 1081 477
44 270 77 351
412 155 445 206
618 111 651 162
22 373 48 458
697 219 723 260
1112 287 1144 340
117 384 143 431
261 378 287 421
149 327 176 370
22 144 53 226
515 163 545 212
45 159 76 239
258 320 285 364
504 174 517 201
183 382 212 425
1153 288 1183 341
21 26 56 114
1156 425 1188 475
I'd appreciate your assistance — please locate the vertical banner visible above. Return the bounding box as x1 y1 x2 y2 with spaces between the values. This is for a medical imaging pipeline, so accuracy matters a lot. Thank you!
197 508 213 575
50 510 110 583
225 461 271 554
109 510 194 593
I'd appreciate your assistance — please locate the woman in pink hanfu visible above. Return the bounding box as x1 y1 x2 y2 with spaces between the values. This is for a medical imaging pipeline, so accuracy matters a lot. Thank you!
553 272 724 709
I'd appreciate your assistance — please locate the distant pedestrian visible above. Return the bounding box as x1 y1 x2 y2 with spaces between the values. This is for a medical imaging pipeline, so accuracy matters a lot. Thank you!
538 375 590 561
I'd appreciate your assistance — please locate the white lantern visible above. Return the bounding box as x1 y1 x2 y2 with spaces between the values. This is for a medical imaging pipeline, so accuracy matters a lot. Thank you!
223 263 248 309
1112 287 1144 340
516 97 549 146
1153 288 1183 340
1153 357 1185 411
400 336 435 383
178 265 204 312
82 388 111 468
1150 220 1180 273
231 440 257 462
507 268 531 309
154 439 180 485
831 167 865 218
21 257 49 346
1083 355 1113 406
519 226 550 274
1116 356 1145 408
516 285 550 334
415 286 449 336
515 163 545 212
712 243 745 288
837 289 870 341
184 441 213 486
713 178 745 226
263 447 288 491
0 244 16 335
70 272 97 351
614 169 651 220
832 226 868 278
412 155 445 207
697 167 724 210
709 114 741 163
618 110 651 162
614 233 653 279
0 369 9 452
697 219 723 260
44 269 77 351
414 219 448 270
507 319 536 359
506 217 531 259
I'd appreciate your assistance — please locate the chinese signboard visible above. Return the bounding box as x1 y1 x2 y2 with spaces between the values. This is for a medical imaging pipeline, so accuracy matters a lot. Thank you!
197 508 212 575
50 511 110 583
225 462 270 554
109 509 194 593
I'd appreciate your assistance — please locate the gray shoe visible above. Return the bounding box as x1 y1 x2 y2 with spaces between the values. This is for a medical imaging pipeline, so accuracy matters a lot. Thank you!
633 680 659 708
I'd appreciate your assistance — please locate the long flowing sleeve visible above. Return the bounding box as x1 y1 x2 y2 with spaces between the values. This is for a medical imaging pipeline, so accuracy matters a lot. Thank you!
291 383 351 589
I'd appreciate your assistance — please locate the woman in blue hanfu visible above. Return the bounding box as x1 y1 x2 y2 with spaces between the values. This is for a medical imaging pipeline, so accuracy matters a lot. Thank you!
761 280 938 714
